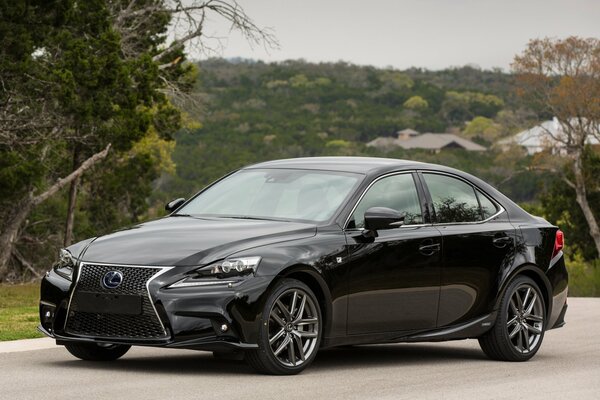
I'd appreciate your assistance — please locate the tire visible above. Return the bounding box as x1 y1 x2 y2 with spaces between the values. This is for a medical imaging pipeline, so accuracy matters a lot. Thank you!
64 342 131 361
479 275 546 361
245 278 322 375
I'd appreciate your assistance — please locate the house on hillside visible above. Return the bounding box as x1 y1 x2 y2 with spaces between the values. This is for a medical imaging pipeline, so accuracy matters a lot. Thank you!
367 129 486 153
497 117 600 155
397 128 420 141
398 133 486 152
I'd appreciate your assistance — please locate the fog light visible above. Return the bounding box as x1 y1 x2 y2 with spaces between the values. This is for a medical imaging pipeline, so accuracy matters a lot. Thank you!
40 302 56 332
220 324 228 332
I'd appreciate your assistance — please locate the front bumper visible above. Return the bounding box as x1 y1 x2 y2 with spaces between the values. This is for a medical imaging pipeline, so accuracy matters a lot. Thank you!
39 265 273 351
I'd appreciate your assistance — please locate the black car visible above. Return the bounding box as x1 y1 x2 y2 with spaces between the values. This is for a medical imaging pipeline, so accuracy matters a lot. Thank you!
39 157 568 374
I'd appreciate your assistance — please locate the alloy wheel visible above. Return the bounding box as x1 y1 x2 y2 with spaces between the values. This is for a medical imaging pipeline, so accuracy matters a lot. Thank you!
268 288 319 367
506 284 544 354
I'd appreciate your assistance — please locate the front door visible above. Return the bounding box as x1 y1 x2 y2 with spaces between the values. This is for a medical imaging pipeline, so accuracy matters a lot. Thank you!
344 172 442 334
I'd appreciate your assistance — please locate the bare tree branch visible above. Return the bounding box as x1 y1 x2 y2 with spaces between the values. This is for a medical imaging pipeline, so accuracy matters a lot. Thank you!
31 144 111 206
12 248 43 279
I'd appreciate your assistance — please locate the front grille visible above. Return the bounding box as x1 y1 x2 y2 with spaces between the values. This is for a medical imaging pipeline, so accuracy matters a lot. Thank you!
65 264 169 340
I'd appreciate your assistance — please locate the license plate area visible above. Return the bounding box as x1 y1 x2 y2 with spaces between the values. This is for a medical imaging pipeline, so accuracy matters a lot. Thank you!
75 291 142 315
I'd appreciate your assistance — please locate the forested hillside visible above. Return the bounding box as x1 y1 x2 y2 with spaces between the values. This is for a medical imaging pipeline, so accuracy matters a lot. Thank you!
2 52 598 292
155 59 599 283
2 0 598 322
160 59 540 203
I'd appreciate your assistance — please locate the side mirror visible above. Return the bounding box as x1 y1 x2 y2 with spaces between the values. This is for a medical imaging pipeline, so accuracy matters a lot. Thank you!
364 207 405 231
165 198 186 212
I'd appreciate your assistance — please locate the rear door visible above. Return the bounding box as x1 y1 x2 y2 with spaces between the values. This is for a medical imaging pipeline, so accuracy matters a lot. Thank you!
344 172 442 334
420 172 517 327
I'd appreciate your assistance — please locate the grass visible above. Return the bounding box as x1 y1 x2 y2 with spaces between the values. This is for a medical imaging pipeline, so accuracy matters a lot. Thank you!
0 284 43 341
567 257 600 297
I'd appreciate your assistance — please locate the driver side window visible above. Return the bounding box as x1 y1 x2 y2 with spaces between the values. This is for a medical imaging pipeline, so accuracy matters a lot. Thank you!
348 174 423 229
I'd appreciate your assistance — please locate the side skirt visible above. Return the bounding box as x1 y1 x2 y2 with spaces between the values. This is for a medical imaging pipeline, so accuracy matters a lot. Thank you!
321 312 497 348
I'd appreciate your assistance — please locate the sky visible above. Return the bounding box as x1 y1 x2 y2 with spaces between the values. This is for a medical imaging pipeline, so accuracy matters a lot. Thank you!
193 0 600 71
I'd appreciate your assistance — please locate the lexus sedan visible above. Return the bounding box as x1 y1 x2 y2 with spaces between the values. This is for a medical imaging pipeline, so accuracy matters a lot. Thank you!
39 157 568 374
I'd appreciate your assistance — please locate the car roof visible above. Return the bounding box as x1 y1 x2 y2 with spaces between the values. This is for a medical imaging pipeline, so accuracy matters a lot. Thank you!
244 157 428 174
243 157 531 220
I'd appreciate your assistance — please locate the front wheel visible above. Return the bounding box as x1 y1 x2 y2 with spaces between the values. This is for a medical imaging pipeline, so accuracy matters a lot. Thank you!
479 276 546 361
64 342 131 361
245 278 322 375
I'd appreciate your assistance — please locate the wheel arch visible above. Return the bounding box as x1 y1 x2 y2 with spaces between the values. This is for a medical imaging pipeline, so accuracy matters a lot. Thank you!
495 263 553 320
272 264 333 340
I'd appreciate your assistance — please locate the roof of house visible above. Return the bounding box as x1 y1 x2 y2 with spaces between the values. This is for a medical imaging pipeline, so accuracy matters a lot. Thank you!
497 118 600 150
397 128 419 136
397 133 486 151
365 137 400 149
497 119 561 148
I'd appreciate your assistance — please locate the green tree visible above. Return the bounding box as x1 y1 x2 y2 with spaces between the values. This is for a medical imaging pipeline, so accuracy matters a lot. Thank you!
0 0 275 280
442 91 504 122
513 37 600 257
539 148 600 261
403 96 429 111
463 116 502 141
379 71 414 90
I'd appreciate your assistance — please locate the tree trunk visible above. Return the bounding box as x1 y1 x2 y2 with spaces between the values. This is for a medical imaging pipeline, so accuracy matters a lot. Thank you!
64 147 81 247
0 195 34 279
0 144 111 281
572 153 600 257
63 177 79 247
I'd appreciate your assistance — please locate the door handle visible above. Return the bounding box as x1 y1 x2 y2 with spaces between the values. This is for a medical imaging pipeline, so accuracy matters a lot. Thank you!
492 235 512 248
418 242 441 256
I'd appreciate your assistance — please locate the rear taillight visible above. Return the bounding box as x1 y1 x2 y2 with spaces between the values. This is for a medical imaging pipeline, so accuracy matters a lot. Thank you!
552 229 564 259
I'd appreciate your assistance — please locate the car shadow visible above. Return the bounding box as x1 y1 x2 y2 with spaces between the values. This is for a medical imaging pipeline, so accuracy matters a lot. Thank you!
312 343 487 371
44 350 254 376
44 342 488 375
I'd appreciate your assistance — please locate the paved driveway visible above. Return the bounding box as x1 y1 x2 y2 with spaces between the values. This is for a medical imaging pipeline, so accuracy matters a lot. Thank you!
1 298 598 400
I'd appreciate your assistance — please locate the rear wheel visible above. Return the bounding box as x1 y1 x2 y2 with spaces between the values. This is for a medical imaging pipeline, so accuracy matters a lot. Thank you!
479 276 546 361
245 278 322 375
64 342 131 361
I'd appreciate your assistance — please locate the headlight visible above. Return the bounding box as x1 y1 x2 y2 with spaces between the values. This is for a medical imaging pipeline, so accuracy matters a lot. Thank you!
53 249 76 280
168 256 262 288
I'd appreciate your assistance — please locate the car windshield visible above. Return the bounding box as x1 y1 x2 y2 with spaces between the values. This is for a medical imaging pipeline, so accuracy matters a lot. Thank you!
177 168 362 223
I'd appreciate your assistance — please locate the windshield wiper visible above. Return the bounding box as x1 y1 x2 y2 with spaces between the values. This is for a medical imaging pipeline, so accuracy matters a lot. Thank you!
171 213 193 217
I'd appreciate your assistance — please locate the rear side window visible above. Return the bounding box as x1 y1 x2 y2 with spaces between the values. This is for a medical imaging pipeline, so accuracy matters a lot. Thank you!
423 173 482 223
477 189 498 219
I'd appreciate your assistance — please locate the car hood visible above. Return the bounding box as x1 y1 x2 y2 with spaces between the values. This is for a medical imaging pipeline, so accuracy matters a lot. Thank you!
77 216 316 266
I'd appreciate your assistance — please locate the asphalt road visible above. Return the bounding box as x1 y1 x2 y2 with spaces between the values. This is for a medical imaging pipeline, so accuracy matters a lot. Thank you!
1 298 598 400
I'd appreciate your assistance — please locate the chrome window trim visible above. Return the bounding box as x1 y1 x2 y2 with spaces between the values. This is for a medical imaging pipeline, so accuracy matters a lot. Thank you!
344 223 431 234
64 261 174 339
419 170 506 226
342 170 425 230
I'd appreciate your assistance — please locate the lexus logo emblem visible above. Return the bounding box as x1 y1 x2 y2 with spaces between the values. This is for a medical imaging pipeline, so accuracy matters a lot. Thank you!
102 271 123 289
